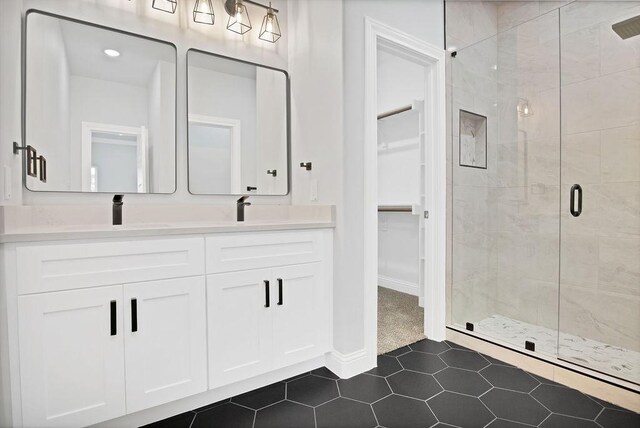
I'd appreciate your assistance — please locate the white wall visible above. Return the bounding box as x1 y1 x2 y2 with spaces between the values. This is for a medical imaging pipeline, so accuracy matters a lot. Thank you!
336 0 444 354
378 213 420 289
288 0 343 207
0 0 22 206
255 67 287 195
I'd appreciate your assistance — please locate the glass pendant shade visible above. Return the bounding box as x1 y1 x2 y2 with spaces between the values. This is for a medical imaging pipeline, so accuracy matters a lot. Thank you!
259 5 281 43
517 98 533 117
193 0 215 25
227 0 252 35
152 0 177 14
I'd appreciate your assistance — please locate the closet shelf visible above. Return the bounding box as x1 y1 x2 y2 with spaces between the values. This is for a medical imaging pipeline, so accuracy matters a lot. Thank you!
377 99 424 121
378 204 420 214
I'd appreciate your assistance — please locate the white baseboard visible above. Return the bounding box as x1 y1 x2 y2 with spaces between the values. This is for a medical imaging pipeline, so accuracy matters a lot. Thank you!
378 275 419 296
325 349 372 379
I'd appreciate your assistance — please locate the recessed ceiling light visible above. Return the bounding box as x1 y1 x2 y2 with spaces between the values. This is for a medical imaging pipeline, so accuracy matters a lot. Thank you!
104 49 120 57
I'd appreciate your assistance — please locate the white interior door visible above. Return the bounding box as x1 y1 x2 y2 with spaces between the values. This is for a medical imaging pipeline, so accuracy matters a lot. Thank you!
123 277 207 413
272 263 328 367
18 286 126 428
207 269 273 388
81 122 148 193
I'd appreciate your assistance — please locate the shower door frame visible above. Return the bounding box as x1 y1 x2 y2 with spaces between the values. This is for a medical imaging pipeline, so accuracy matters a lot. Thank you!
363 17 447 368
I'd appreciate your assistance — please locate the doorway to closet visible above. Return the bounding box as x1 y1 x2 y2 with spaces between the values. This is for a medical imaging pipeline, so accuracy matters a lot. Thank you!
376 47 426 354
363 18 447 360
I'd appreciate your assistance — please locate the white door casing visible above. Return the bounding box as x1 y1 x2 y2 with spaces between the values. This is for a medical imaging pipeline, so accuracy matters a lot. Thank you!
364 17 447 365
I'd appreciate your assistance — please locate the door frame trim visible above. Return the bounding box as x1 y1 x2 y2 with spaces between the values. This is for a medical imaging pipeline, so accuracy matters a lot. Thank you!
363 17 447 365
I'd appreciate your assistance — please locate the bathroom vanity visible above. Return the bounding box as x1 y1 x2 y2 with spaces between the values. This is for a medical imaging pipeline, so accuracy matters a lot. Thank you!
0 217 334 427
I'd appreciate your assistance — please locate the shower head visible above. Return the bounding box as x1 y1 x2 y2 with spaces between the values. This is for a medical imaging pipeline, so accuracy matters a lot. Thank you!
612 14 640 40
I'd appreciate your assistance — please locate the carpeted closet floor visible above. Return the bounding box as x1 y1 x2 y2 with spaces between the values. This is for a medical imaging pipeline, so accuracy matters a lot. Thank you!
377 286 425 354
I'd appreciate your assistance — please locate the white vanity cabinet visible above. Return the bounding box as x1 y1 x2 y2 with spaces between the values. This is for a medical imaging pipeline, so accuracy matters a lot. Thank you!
207 268 274 387
13 238 207 428
18 286 127 428
18 276 207 427
123 276 207 414
206 230 332 388
1 227 333 428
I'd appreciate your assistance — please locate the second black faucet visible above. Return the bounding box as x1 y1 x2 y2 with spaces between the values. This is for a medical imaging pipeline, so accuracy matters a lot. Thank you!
237 196 251 222
113 195 124 225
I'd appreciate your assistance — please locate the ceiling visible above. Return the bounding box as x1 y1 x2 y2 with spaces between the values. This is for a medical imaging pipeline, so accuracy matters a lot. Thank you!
58 16 175 87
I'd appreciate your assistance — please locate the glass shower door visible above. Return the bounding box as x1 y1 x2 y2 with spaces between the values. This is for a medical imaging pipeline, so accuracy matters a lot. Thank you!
559 1 640 384
451 10 561 357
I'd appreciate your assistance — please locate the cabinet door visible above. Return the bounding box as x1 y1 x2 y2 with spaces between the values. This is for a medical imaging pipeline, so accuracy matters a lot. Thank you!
207 269 272 388
272 263 329 367
18 286 125 428
124 277 207 413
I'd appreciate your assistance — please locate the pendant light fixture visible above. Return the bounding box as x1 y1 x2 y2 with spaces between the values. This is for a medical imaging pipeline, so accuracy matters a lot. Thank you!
226 0 252 35
152 0 177 14
259 2 281 43
193 0 215 25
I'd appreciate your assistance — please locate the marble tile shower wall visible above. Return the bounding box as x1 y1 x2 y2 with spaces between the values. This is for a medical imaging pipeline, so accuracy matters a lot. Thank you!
451 10 561 338
558 1 640 353
448 0 640 356
490 11 561 335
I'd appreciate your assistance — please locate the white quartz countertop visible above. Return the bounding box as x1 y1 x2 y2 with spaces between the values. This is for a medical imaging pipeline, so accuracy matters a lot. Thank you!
0 219 334 243
0 204 335 244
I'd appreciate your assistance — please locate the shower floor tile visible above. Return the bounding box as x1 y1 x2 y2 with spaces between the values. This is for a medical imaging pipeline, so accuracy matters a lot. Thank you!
474 315 640 385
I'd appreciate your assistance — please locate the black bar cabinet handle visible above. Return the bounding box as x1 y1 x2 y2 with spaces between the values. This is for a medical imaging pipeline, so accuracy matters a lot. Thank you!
264 280 270 308
570 184 582 217
110 300 117 336
131 298 138 332
277 278 283 305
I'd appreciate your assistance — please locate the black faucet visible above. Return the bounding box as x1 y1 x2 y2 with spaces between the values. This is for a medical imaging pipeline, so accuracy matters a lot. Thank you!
237 196 251 222
113 195 124 225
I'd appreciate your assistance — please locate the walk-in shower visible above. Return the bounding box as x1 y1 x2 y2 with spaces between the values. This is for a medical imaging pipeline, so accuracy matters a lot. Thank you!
450 1 640 387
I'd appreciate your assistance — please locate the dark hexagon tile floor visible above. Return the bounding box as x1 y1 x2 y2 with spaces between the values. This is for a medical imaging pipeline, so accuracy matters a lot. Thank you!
143 338 640 428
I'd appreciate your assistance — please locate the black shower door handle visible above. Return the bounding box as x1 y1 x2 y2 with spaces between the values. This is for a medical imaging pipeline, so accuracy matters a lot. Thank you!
570 184 582 217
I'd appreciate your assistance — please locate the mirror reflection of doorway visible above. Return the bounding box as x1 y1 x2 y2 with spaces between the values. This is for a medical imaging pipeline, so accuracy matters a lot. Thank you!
81 122 148 193
188 115 242 195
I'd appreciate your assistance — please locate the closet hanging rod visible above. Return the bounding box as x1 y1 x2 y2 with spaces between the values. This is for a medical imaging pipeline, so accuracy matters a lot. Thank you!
377 105 413 120
378 205 413 212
